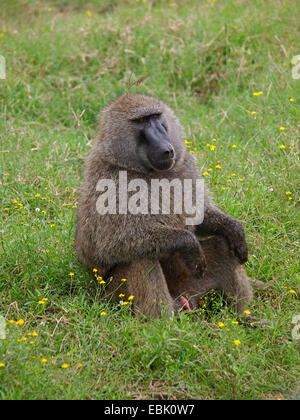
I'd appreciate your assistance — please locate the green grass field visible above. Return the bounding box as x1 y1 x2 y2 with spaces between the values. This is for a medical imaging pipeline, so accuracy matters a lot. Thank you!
0 0 299 400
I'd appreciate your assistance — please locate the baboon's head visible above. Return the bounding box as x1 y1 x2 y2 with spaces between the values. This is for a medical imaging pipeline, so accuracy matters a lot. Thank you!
98 94 186 173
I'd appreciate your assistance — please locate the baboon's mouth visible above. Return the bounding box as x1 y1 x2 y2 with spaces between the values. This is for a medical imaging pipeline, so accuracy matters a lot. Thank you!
149 158 175 171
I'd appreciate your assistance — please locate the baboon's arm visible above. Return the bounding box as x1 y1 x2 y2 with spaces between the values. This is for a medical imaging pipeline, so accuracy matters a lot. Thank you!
104 226 206 276
196 204 248 264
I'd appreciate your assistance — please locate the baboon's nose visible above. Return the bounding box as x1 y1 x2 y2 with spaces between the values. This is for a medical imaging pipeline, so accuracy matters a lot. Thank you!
162 145 175 160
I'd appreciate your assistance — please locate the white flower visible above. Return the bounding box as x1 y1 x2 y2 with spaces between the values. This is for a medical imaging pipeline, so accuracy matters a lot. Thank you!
35 208 40 212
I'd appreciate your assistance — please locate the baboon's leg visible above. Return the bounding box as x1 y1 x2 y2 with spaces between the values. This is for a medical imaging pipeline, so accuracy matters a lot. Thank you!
106 258 174 318
162 236 253 313
200 236 253 313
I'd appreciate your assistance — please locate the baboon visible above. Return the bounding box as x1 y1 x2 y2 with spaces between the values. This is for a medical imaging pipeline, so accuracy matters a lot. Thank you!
76 94 253 317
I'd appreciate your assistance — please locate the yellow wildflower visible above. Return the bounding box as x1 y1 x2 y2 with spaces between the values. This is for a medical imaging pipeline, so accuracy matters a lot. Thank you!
128 295 134 301
234 339 241 346
0 363 5 368
279 126 285 130
69 272 75 276
86 10 93 17
243 309 251 315
253 91 263 96
279 145 286 149
15 319 24 326
289 289 296 294
202 171 209 176
41 358 48 364
100 311 107 316
232 144 237 148
61 363 69 369
218 322 225 327
215 164 222 169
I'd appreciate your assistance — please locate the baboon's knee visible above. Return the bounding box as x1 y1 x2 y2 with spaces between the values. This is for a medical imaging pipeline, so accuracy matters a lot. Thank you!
200 236 253 313
218 265 253 313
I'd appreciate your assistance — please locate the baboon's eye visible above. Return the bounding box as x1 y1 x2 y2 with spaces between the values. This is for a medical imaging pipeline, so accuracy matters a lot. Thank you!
151 114 160 120
134 117 147 124
132 114 161 124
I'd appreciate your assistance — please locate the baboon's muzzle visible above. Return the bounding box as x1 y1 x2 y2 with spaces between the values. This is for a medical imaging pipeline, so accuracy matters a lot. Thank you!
143 119 175 171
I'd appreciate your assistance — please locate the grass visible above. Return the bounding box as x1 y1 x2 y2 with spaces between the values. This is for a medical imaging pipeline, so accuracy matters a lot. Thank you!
0 0 299 400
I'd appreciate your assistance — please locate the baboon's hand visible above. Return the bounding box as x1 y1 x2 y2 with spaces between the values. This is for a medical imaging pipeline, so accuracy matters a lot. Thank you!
225 219 248 264
194 244 207 277
181 240 207 277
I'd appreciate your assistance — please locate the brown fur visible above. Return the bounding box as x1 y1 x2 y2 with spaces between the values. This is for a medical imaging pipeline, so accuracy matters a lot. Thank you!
76 94 253 317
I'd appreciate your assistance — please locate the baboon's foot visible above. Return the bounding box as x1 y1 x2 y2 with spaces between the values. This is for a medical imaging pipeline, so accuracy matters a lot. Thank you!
240 313 271 328
251 279 265 289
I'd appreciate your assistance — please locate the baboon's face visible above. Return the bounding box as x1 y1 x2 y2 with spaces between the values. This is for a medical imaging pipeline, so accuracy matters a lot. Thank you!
132 112 175 171
100 95 186 173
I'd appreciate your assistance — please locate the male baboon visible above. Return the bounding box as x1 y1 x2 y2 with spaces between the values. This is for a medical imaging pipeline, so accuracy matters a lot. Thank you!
76 94 253 317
